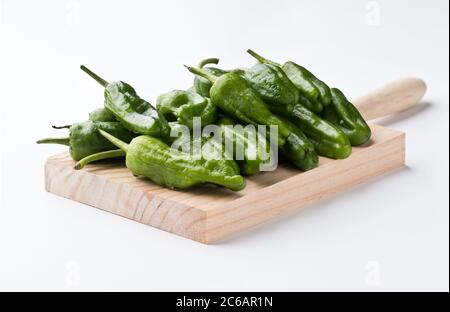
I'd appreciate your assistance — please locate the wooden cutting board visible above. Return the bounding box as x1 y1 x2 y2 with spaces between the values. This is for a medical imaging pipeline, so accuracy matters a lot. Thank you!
44 78 426 244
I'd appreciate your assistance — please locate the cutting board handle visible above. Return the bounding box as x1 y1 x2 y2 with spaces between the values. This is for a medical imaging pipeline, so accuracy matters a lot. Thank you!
353 78 427 121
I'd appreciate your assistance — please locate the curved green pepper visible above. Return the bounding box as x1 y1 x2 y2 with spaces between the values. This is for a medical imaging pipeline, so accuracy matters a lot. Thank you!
37 121 136 161
75 121 240 171
280 118 319 171
156 90 217 128
80 65 170 137
185 66 291 147
218 117 274 176
193 58 227 98
98 130 245 191
322 88 372 146
89 108 116 122
267 103 352 159
247 49 332 113
233 63 299 107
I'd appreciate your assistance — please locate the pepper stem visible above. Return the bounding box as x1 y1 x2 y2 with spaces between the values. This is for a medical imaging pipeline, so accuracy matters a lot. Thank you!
80 65 109 87
74 149 125 170
184 65 218 84
52 125 72 129
246 49 280 66
198 58 219 68
36 137 70 146
98 129 129 153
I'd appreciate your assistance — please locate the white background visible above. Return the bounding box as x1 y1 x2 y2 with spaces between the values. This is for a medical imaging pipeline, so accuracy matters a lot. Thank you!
0 0 448 291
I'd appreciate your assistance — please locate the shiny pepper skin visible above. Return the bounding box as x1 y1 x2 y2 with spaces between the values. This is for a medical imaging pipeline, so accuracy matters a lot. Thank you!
282 62 332 112
186 66 291 147
218 117 274 176
80 65 170 137
156 90 217 129
234 63 300 107
267 103 352 159
279 118 319 171
37 121 136 161
247 49 332 114
322 88 372 146
99 130 246 191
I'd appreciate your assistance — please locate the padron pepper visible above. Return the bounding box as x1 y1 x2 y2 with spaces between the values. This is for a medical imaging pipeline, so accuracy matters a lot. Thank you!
219 116 318 171
75 122 241 171
185 65 291 147
156 89 217 128
267 103 352 159
247 49 332 114
177 134 241 176
80 65 170 137
218 117 274 176
322 88 372 146
280 118 319 171
193 58 228 98
233 63 299 108
37 120 136 161
98 129 246 191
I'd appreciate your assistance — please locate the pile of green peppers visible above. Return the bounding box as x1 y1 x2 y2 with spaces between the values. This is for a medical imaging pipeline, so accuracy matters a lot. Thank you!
38 51 371 192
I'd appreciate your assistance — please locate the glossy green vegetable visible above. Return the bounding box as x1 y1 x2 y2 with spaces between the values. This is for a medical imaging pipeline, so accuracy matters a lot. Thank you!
234 63 299 107
267 103 352 159
80 65 170 137
193 58 227 98
177 134 241 175
200 137 241 174
280 118 319 171
37 121 136 161
185 66 291 147
218 117 274 175
156 90 217 128
247 49 331 113
89 108 116 122
322 88 372 146
98 129 245 191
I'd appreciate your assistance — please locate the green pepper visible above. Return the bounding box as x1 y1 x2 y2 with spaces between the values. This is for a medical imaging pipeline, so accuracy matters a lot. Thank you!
193 58 227 98
322 88 372 146
185 66 291 147
247 49 332 113
98 129 245 191
74 121 230 170
280 118 319 171
267 103 352 159
80 65 170 137
156 90 217 128
75 122 240 172
218 117 274 175
89 108 116 122
175 133 241 175
37 121 136 161
233 63 299 108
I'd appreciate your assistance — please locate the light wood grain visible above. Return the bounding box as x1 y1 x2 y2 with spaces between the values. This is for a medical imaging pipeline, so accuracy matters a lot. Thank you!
354 78 427 120
45 124 405 243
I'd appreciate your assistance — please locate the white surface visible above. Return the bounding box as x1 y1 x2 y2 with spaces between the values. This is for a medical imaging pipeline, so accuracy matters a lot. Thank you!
0 0 448 292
